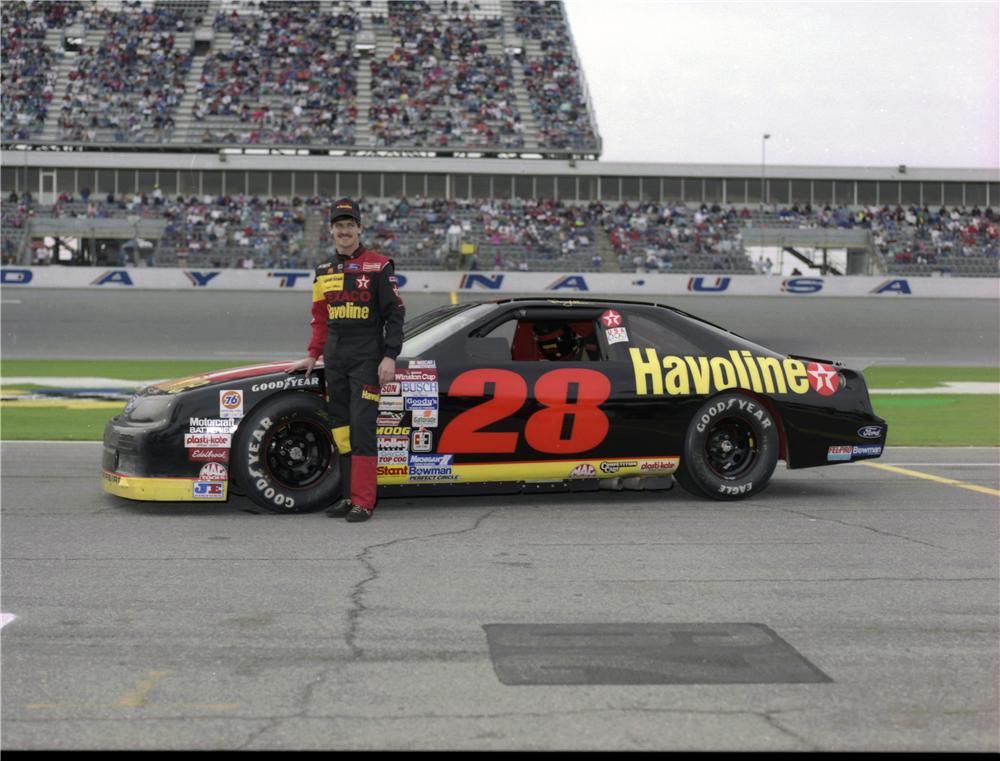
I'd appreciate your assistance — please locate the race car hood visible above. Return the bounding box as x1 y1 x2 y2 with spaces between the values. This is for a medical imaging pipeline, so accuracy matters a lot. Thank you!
149 361 320 394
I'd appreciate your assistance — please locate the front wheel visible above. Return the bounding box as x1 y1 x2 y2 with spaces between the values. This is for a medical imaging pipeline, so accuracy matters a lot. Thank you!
231 392 341 513
676 393 779 500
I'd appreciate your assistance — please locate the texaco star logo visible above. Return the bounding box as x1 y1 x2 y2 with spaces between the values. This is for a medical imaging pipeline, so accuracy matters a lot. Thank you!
356 274 370 289
806 362 840 396
601 309 622 327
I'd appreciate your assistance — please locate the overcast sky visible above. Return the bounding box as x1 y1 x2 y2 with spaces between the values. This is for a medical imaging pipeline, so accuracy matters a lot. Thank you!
562 0 999 169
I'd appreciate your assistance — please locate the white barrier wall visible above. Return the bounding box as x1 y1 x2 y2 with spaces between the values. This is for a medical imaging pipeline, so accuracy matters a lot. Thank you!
1 266 998 298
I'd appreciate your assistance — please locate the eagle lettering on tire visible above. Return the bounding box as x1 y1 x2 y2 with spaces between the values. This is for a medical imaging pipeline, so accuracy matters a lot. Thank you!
231 392 341 513
676 392 779 500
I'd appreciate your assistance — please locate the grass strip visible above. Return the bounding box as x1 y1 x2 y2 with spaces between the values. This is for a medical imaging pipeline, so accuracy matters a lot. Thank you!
0 359 272 382
863 365 999 388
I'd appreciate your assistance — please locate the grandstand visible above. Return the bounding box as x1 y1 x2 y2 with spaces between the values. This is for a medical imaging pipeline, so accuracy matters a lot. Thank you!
2 0 998 276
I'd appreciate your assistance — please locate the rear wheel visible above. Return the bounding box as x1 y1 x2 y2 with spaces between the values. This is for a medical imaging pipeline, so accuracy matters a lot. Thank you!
231 392 341 513
676 393 779 500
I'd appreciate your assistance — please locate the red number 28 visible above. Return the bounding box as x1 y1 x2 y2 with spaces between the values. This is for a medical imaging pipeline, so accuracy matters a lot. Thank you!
437 368 611 454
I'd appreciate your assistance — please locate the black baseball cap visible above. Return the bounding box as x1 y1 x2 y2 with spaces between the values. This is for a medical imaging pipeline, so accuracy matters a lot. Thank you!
330 198 361 224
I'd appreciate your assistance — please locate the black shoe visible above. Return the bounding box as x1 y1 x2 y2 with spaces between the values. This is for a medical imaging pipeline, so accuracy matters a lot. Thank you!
345 505 373 522
325 498 352 518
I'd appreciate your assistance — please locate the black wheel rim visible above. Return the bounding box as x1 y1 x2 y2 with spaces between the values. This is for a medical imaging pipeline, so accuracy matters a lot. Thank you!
703 418 757 480
264 416 332 490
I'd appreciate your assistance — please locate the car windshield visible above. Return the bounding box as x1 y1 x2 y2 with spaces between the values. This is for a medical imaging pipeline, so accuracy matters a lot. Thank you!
401 302 496 357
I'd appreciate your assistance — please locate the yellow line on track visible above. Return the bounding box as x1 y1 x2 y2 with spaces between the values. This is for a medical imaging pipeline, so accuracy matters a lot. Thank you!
117 671 169 708
859 462 1000 497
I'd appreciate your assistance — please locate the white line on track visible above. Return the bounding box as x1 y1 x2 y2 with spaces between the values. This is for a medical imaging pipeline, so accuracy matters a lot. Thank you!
1 613 17 629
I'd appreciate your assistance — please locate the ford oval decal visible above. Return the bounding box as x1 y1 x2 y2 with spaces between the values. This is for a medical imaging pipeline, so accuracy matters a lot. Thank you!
858 425 883 439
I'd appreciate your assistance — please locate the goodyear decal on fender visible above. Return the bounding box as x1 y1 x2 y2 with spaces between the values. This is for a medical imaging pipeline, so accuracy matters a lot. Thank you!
374 457 679 486
629 349 840 396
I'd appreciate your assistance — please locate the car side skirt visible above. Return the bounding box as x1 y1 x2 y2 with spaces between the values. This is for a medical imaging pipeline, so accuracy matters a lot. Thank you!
102 470 229 501
376 456 679 486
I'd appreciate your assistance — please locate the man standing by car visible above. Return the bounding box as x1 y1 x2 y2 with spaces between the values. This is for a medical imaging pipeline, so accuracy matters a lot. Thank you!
287 199 405 522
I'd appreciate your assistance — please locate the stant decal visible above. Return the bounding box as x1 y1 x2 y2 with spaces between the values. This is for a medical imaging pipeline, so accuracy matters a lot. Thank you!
376 464 408 476
630 349 838 397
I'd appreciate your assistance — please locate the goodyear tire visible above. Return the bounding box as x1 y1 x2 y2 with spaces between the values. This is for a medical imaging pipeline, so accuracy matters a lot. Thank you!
231 392 341 513
676 393 779 500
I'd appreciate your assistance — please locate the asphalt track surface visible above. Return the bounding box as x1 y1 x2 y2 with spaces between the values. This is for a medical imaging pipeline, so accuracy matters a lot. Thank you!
2 288 999 750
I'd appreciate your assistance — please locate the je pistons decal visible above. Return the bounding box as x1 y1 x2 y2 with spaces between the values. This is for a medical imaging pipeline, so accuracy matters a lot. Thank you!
630 349 840 396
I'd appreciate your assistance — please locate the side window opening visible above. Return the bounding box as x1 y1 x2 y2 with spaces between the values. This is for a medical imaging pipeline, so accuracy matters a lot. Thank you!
509 318 602 362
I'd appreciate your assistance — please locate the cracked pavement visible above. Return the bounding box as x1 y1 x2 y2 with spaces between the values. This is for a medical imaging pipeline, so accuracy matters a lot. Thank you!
2 442 997 750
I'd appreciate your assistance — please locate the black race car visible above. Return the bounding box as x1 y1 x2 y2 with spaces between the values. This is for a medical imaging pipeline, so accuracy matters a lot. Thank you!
102 297 887 512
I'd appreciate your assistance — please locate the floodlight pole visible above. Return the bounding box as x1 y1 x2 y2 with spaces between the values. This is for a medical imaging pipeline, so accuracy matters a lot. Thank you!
760 133 771 217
